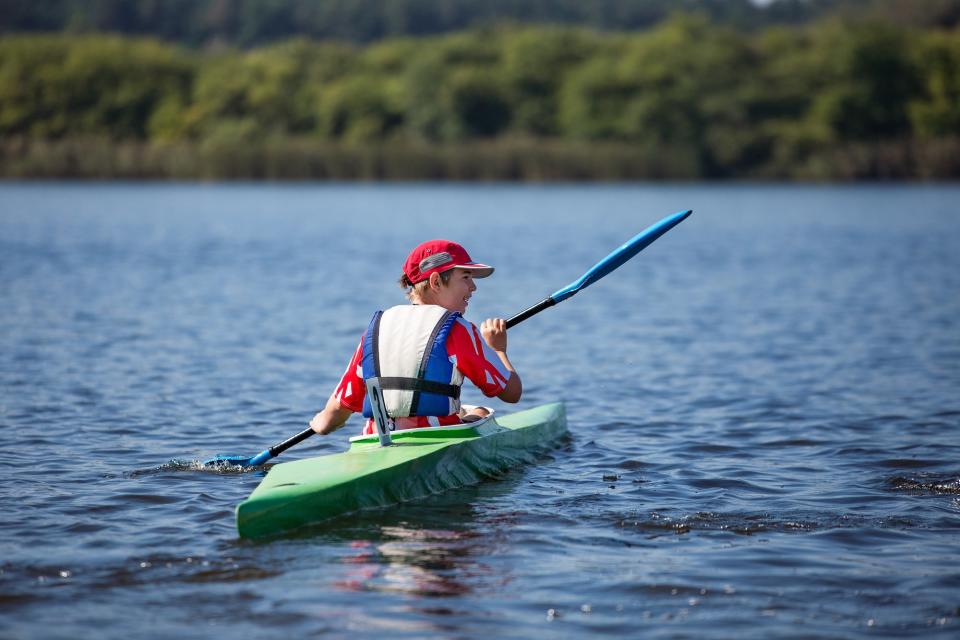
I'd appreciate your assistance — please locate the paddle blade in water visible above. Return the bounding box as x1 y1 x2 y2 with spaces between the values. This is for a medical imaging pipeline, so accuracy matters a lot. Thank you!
203 453 255 468
202 428 310 469
204 447 275 467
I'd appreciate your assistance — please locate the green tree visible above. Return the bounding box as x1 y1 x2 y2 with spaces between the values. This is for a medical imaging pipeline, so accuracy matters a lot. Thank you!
0 35 192 139
501 26 597 136
398 29 505 142
558 53 635 140
189 40 356 141
805 20 921 142
559 15 759 175
445 67 511 138
909 29 960 137
316 75 404 142
401 52 451 142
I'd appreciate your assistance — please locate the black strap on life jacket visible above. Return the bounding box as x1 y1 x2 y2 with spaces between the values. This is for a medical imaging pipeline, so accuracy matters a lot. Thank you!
376 377 461 398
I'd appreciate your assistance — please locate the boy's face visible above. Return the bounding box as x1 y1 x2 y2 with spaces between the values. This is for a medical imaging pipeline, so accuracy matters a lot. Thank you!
434 268 477 314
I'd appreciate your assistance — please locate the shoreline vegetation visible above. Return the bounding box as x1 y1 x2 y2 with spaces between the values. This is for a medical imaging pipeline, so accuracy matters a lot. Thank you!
2 10 959 181
3 136 959 182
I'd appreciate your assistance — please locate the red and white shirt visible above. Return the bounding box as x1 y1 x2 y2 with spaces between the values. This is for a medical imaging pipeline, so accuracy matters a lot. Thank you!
333 315 511 434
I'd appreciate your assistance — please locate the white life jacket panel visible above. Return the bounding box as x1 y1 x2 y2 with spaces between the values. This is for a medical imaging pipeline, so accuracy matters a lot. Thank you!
361 305 463 418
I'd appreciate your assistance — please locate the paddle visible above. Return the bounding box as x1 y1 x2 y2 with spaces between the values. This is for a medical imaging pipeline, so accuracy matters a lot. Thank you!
205 208 692 467
204 428 315 468
506 208 692 328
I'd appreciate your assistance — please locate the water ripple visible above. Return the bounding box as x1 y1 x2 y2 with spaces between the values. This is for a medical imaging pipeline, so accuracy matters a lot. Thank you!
2 183 959 639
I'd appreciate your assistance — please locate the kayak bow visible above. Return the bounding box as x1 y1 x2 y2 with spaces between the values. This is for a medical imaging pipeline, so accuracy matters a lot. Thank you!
236 402 567 538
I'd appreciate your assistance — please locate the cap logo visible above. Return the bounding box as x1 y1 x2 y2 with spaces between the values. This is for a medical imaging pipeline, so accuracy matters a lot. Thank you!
418 251 453 273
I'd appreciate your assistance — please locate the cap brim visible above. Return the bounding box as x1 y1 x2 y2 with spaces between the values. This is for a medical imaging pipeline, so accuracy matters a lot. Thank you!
451 262 494 278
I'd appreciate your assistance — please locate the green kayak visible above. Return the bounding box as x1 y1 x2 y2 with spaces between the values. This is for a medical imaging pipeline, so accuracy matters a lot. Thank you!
236 402 567 539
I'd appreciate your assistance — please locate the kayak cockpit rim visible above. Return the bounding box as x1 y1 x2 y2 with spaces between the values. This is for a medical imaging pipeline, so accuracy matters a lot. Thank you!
362 377 496 449
347 411 497 445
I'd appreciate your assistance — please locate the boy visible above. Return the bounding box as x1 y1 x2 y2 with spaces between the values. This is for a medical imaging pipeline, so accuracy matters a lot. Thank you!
309 240 522 437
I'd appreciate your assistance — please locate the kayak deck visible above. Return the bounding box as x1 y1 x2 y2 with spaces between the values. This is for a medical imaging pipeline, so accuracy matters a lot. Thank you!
236 402 567 539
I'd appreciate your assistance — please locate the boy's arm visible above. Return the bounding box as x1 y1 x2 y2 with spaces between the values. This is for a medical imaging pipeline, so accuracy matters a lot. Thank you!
481 318 522 403
311 336 364 434
309 394 353 435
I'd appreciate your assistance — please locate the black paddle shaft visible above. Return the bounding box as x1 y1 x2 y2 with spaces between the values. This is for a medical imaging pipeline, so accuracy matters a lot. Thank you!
505 297 556 329
269 427 316 457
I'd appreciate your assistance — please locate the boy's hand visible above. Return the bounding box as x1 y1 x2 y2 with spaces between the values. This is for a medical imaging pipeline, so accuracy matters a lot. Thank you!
481 318 508 352
481 318 522 403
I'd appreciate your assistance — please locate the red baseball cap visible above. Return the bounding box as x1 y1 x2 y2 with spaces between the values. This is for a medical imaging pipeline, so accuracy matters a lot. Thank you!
403 240 494 285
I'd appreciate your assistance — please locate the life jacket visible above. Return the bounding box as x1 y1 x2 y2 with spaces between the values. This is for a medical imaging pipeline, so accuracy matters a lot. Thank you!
361 305 462 419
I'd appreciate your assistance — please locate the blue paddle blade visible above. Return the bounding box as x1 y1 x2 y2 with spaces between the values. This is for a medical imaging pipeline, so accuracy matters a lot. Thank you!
203 453 256 468
203 447 274 468
246 450 273 466
550 209 692 303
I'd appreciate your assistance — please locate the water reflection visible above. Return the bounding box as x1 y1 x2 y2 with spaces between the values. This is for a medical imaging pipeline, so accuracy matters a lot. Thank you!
317 479 526 598
336 526 489 597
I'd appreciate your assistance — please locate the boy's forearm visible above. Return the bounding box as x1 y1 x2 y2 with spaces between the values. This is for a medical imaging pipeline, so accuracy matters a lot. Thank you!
310 395 354 435
495 350 522 403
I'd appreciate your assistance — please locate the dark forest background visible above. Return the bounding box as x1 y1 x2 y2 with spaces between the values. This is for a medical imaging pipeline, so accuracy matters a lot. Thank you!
2 0 959 180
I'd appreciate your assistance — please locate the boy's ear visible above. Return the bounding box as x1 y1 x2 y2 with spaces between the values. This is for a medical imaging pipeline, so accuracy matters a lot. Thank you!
428 271 442 290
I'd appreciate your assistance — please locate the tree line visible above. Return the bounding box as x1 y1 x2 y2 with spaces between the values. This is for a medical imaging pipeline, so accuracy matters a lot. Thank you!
1 14 959 180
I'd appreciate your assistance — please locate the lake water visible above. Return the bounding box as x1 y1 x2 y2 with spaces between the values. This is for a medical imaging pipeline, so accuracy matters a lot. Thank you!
1 182 958 638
